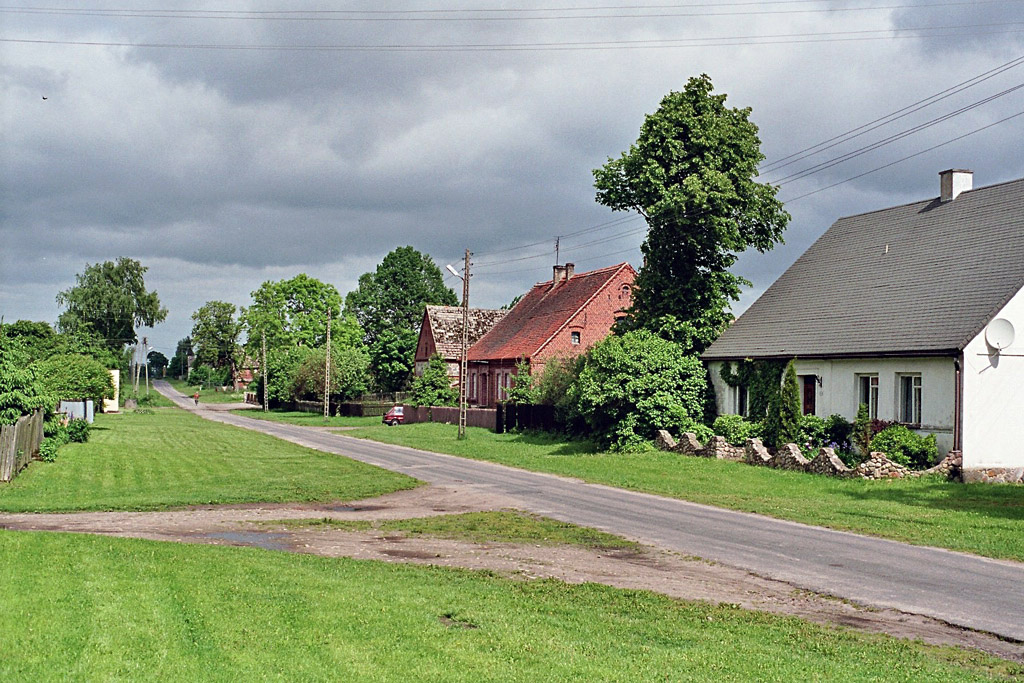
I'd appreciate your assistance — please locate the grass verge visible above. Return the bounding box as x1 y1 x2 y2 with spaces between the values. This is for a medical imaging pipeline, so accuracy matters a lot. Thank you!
166 378 247 404
347 423 1024 563
1 530 1016 681
0 408 416 512
233 409 381 429
263 510 641 551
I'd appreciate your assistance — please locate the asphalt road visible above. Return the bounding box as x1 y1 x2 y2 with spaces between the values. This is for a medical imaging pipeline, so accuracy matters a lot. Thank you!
158 382 1024 641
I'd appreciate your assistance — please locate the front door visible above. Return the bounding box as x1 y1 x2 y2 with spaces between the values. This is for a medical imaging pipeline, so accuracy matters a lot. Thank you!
480 373 488 407
801 375 816 415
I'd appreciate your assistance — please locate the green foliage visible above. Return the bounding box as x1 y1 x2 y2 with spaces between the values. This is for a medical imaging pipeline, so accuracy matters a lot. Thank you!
38 438 60 462
31 354 114 406
763 360 801 449
0 320 57 361
797 414 826 448
369 328 418 393
409 355 458 408
146 351 168 375
168 337 192 378
824 414 853 452
712 414 761 446
533 356 582 409
344 246 457 347
566 330 707 451
187 365 230 389
66 418 90 443
289 344 370 402
243 274 344 354
853 403 873 456
0 330 52 425
56 257 167 350
190 300 243 370
504 359 536 405
871 425 939 469
719 359 785 420
594 75 789 350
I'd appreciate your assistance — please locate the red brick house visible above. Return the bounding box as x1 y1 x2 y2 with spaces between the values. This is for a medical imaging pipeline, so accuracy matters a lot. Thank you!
467 262 636 407
414 306 508 387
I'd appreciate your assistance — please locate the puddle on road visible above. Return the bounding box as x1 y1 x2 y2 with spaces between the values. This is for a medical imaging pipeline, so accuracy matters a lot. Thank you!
206 531 292 551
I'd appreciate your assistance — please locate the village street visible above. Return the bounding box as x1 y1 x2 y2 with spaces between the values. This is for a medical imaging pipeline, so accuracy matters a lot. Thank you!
135 383 1024 644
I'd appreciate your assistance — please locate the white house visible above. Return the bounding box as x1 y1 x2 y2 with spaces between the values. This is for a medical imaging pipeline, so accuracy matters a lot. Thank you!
704 170 1024 483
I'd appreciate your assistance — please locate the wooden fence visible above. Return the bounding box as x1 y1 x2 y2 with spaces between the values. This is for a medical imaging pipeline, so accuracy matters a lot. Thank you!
401 405 498 430
0 411 44 483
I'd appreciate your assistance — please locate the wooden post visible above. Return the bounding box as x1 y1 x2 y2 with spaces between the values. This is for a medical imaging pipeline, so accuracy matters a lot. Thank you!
324 308 331 419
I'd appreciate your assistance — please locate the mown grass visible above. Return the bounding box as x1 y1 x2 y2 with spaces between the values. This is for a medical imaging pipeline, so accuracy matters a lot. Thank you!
266 510 641 551
234 409 381 429
166 377 247 404
1 531 1016 682
0 408 417 513
348 423 1024 563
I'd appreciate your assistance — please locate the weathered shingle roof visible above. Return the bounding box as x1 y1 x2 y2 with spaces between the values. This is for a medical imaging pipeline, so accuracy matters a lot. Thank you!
704 176 1024 360
425 306 507 359
469 263 635 361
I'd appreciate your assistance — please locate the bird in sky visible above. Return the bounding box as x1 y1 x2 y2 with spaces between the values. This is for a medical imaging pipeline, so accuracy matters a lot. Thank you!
41 96 47 100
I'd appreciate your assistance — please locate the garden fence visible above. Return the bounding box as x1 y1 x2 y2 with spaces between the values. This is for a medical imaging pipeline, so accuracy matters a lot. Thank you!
0 411 44 483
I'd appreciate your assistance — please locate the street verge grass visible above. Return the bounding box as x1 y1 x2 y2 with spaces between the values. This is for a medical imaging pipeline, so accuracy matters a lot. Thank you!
1 530 1016 681
0 408 417 513
347 423 1024 563
263 510 641 551
233 409 381 429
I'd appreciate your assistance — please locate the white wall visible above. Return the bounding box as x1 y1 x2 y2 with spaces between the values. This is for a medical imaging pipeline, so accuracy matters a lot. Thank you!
709 356 956 454
961 285 1024 469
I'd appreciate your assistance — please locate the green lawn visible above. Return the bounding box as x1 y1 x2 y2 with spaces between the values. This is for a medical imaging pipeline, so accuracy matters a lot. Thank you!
348 423 1024 563
0 408 417 513
235 409 381 429
265 510 642 551
1 531 1014 682
166 377 248 404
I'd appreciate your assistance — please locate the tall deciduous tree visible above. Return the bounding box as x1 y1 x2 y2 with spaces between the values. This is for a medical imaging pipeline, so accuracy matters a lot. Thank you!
242 274 344 353
191 301 243 371
594 74 789 351
168 337 192 378
56 258 168 350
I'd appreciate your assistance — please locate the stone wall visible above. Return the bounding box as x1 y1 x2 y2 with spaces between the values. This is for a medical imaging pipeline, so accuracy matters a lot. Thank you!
655 431 962 481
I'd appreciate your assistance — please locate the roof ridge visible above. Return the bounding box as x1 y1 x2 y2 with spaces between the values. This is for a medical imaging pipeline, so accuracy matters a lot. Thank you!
834 175 1024 222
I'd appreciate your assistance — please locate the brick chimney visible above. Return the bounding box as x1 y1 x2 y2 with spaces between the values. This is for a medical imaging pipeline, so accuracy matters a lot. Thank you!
564 262 575 279
940 169 973 202
552 265 567 287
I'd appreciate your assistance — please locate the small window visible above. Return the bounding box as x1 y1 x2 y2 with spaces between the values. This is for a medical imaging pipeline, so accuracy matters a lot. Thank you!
899 374 922 425
857 374 879 420
470 372 476 400
735 386 748 417
571 331 581 345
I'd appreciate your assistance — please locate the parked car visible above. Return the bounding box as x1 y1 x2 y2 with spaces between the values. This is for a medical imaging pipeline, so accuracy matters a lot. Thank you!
383 405 404 426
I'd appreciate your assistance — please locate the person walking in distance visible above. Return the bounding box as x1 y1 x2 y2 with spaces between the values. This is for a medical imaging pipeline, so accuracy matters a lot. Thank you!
193 391 200 406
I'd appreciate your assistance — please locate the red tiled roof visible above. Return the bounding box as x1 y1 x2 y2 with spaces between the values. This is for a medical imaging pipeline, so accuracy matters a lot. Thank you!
468 262 634 361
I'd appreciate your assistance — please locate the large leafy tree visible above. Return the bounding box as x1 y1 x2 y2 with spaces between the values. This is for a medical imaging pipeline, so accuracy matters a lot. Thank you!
344 246 456 391
32 354 114 406
168 337 192 378
242 274 344 353
290 344 370 402
191 301 243 371
0 330 52 425
594 74 789 351
344 246 457 346
56 258 168 350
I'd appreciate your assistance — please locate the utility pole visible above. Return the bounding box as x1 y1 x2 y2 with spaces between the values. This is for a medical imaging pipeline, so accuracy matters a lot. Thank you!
261 330 268 412
143 336 149 396
458 249 471 439
323 308 332 419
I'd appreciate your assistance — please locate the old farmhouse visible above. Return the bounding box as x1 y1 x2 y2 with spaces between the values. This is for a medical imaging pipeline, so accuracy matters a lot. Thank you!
703 170 1024 483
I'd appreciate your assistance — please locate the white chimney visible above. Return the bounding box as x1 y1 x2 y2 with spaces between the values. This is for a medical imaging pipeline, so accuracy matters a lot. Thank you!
552 265 567 287
940 169 973 202
564 262 575 280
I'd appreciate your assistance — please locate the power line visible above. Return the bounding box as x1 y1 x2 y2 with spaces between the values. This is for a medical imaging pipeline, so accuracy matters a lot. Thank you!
4 23 1024 53
4 1 1019 22
781 109 1024 203
760 54 1024 173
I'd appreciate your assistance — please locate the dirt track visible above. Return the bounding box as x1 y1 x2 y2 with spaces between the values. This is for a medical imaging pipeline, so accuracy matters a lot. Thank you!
2 484 1022 664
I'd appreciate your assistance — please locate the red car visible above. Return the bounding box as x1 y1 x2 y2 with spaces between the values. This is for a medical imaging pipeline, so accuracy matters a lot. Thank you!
382 406 404 426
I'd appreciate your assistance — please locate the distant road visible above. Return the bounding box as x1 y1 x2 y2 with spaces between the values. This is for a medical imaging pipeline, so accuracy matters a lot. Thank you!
156 381 1024 641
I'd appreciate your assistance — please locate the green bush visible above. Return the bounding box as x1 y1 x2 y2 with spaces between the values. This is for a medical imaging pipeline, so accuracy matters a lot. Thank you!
712 415 761 446
852 403 873 456
38 438 60 462
66 418 90 443
797 414 826 449
871 425 939 469
409 355 458 408
824 414 853 452
31 353 114 406
763 360 801 449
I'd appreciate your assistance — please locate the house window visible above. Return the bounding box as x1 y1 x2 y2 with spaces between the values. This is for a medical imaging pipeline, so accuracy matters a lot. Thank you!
571 331 581 345
470 372 476 400
734 386 748 417
899 374 922 425
857 374 879 420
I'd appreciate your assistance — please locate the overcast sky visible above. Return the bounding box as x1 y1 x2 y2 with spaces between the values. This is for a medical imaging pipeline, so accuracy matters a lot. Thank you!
2 1 1023 358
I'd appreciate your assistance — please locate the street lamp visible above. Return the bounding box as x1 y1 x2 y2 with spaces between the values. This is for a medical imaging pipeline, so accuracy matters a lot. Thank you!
447 250 471 440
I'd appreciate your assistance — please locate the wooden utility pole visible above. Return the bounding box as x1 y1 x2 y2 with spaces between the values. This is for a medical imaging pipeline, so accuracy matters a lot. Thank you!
261 330 268 412
323 308 332 419
142 337 149 396
458 249 471 440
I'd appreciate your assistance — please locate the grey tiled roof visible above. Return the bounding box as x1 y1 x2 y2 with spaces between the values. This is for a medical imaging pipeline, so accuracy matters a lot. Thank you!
425 306 507 359
703 177 1024 360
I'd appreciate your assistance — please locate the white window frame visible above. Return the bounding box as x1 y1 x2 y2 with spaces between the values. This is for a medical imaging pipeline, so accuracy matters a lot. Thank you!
856 374 879 420
898 374 922 425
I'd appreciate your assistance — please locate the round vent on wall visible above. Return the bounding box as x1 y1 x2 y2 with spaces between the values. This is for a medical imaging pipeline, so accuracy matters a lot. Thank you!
985 318 1016 350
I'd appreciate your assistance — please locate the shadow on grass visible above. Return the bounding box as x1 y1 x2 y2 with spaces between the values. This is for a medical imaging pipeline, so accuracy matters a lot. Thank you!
833 477 1024 521
501 430 599 456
